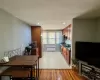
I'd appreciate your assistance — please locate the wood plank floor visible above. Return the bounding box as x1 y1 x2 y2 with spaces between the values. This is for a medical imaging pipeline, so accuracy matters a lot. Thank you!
39 69 87 80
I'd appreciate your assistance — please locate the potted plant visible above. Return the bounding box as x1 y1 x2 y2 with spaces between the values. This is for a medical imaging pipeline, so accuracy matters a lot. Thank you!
72 59 79 72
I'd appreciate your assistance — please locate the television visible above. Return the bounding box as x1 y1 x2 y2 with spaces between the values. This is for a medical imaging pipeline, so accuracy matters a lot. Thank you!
75 41 100 68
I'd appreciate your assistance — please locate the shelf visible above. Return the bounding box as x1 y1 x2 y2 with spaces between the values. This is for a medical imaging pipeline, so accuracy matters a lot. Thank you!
79 61 100 80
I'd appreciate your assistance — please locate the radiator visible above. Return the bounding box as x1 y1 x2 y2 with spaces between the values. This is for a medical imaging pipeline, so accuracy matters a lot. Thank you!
46 47 56 51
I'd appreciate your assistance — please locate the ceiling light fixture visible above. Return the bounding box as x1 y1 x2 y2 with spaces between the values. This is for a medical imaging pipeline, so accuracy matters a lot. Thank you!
37 22 40 25
63 22 66 25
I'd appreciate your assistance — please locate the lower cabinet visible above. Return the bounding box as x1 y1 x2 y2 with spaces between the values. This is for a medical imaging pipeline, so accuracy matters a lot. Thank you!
61 46 71 65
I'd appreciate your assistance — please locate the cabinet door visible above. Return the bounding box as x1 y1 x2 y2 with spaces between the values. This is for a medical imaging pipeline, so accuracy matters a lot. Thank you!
61 46 63 53
66 49 70 64
63 47 66 58
31 26 42 58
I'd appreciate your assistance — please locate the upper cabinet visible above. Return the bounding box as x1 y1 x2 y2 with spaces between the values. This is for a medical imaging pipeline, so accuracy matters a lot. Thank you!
62 24 72 40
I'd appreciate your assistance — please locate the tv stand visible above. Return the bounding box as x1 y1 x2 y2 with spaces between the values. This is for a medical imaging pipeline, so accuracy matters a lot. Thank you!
79 61 100 80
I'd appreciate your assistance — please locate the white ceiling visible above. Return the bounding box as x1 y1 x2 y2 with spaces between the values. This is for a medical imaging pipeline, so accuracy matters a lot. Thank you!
0 0 100 30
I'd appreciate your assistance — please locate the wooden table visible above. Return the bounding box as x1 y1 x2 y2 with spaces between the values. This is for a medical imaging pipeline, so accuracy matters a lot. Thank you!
0 55 39 80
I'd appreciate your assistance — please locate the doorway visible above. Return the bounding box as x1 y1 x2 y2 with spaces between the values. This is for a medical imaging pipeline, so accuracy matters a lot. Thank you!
40 30 71 69
42 31 62 52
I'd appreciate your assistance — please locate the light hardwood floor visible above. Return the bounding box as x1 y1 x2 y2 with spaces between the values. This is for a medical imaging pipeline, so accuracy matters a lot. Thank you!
39 69 87 80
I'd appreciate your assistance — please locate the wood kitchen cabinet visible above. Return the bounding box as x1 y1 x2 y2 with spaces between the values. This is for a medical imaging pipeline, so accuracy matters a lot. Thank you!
31 26 42 58
61 24 71 65
61 45 71 65
62 24 71 40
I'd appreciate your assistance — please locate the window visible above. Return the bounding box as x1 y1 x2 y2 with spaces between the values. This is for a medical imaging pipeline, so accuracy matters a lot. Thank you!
42 32 47 38
42 31 62 44
48 32 55 44
56 32 62 44
43 39 47 44
42 32 47 44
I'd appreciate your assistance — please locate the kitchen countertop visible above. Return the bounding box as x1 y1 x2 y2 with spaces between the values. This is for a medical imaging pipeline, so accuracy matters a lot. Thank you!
60 43 71 51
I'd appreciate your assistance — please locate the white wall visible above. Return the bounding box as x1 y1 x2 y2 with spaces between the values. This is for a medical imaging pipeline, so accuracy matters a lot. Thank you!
96 19 100 42
0 9 31 59
72 19 97 59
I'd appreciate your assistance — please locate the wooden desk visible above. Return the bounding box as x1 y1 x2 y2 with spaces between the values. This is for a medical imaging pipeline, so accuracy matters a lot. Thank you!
1 67 30 79
0 55 39 80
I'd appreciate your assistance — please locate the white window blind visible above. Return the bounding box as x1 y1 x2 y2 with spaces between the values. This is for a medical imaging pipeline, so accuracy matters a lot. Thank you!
42 31 62 44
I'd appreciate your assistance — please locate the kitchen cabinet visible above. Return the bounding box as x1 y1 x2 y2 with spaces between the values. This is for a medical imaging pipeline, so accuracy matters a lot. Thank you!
62 24 71 40
61 24 71 65
31 26 42 58
61 45 71 65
